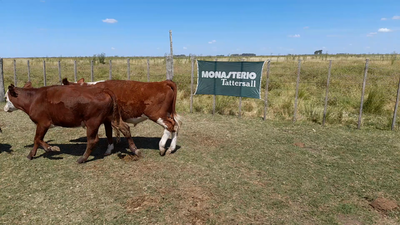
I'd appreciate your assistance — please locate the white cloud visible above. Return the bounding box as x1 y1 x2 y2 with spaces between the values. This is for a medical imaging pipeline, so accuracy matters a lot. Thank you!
208 40 216 44
102 18 118 24
367 32 377 37
381 18 387 21
378 28 392 32
392 16 400 20
111 47 115 50
288 34 300 38
183 47 187 50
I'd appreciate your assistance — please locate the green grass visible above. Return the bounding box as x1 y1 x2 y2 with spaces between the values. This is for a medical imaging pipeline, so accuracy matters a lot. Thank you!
1 103 400 224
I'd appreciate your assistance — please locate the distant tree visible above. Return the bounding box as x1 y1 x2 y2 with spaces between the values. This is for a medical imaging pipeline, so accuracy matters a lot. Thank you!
314 50 323 55
97 53 106 64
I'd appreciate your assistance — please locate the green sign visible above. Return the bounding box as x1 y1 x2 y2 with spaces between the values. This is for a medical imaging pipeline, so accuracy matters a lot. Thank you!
195 60 265 99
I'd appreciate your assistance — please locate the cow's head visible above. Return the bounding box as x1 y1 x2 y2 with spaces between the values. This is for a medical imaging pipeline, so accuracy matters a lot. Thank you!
4 84 18 112
62 78 86 86
4 82 32 112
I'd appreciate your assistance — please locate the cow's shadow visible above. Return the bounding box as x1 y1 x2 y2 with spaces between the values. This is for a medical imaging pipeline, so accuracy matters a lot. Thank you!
0 144 13 154
24 136 180 162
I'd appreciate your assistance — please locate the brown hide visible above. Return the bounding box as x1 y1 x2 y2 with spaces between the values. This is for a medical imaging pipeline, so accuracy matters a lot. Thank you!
6 83 128 163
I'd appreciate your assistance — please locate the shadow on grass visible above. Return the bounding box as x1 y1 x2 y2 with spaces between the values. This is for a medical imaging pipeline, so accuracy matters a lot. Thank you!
0 144 13 154
23 136 181 163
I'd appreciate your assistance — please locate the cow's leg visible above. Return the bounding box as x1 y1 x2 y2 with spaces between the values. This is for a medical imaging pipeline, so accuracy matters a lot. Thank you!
156 118 177 156
28 124 52 160
103 120 114 156
77 125 99 164
120 126 141 157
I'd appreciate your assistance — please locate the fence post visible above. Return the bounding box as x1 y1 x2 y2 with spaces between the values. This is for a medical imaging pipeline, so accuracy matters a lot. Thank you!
127 58 130 80
168 30 174 80
0 58 4 102
43 60 46 86
109 60 112 80
391 74 400 130
74 60 77 82
322 60 332 126
147 58 150 82
91 60 94 82
58 60 62 84
27 60 31 82
190 56 195 113
166 55 173 80
213 58 217 115
263 60 271 120
357 59 369 129
293 59 302 123
13 59 17 86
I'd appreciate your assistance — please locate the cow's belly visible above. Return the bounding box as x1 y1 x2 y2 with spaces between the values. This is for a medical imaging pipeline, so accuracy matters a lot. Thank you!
126 115 148 125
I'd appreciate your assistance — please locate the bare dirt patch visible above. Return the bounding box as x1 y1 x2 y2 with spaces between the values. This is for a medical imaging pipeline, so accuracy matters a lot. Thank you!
117 153 140 162
370 197 398 212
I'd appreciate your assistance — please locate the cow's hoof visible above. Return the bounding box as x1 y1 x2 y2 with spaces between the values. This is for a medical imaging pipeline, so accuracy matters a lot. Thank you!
49 146 60 152
166 148 174 155
77 157 86 164
134 149 142 158
27 155 33 160
159 148 166 156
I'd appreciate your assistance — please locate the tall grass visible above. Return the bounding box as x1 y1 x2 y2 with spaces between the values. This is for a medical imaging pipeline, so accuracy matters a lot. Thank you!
1 54 399 129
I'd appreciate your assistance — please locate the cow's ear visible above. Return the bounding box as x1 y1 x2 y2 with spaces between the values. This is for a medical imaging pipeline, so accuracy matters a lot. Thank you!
62 78 70 85
77 78 85 84
8 84 18 97
23 82 32 89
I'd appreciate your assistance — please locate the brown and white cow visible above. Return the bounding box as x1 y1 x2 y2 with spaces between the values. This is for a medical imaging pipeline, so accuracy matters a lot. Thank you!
62 78 182 156
4 82 130 163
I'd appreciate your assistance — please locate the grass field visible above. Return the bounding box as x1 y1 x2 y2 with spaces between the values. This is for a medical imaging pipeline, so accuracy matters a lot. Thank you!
0 102 399 224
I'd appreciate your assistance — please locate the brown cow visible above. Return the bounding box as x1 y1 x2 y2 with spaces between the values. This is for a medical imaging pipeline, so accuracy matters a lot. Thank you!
62 78 182 156
4 82 129 163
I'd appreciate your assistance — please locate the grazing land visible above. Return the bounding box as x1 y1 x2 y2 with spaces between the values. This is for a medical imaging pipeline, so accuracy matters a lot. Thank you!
0 105 399 224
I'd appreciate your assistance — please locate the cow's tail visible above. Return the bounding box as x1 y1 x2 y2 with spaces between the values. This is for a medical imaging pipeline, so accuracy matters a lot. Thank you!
103 88 129 142
166 80 182 133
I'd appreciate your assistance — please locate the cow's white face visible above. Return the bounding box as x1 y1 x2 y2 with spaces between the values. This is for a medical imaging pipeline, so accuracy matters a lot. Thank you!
4 91 17 112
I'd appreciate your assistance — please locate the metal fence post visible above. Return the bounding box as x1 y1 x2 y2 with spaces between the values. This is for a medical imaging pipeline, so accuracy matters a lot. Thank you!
357 59 369 129
263 60 271 120
0 58 5 102
293 59 302 123
391 74 400 130
322 60 332 126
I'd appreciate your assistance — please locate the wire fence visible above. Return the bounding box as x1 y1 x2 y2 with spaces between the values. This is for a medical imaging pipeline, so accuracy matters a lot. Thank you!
1 56 399 130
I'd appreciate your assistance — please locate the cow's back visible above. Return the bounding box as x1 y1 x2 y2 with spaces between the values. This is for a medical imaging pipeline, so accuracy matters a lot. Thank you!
95 80 176 120
29 86 113 127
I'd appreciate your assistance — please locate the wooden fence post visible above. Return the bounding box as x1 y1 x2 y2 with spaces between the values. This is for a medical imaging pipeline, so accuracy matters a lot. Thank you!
391 74 400 130
357 59 369 129
190 56 195 113
169 30 174 80
213 58 217 115
13 59 17 86
74 60 77 82
43 60 46 86
27 60 31 82
91 60 94 82
263 60 271 120
127 58 130 80
322 60 332 126
293 59 302 122
109 60 112 80
147 58 150 82
0 58 4 102
58 60 61 84
166 55 173 80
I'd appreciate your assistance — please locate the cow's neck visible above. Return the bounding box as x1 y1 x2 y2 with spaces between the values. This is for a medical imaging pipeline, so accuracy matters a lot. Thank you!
13 88 36 113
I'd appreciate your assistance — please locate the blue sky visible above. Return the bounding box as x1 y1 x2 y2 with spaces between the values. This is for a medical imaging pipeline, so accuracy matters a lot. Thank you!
1 0 399 57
